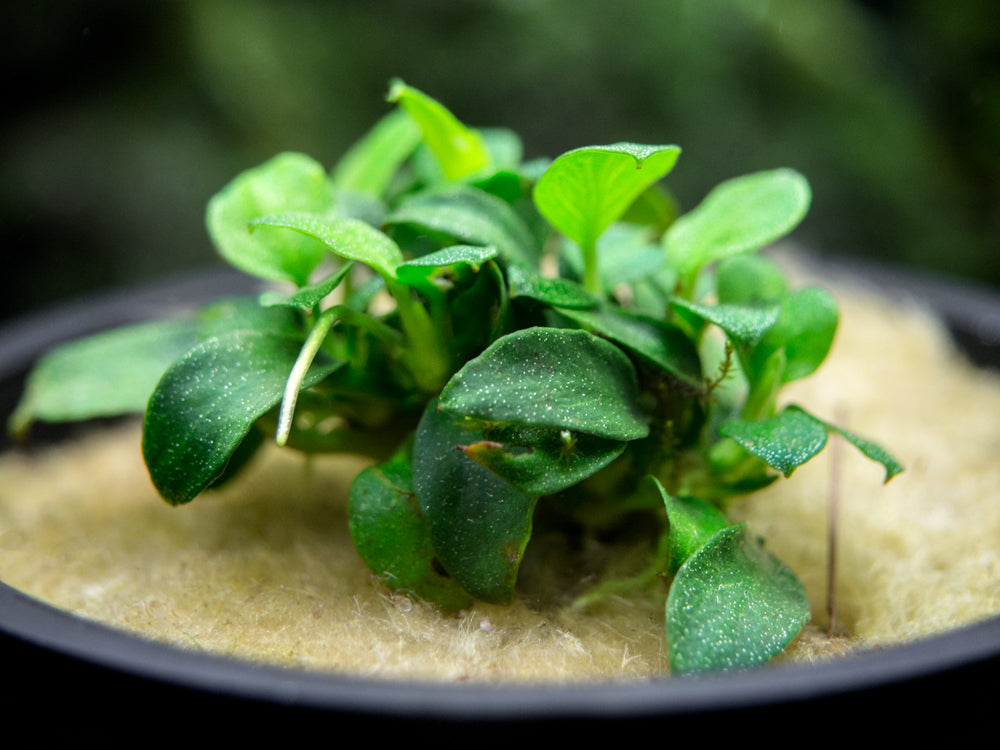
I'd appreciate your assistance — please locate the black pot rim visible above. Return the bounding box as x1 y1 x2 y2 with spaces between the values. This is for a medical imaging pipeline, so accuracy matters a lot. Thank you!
2 259 998 721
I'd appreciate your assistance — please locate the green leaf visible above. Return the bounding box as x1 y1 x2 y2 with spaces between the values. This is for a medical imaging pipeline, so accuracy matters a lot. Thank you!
9 317 198 436
439 327 649 441
387 79 491 180
386 186 540 267
331 109 422 197
670 298 780 349
533 143 681 251
460 425 627 496
206 152 336 285
397 244 499 285
716 255 789 305
719 407 829 477
250 213 403 280
664 169 811 289
195 296 302 341
650 478 729 577
142 330 341 505
348 441 473 610
560 223 669 291
665 523 810 674
413 399 539 604
259 263 354 312
748 286 838 384
557 306 703 387
788 405 904 483
506 265 598 310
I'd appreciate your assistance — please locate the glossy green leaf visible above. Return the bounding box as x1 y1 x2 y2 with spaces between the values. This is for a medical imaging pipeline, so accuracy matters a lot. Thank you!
331 109 422 197
413 400 539 604
533 143 681 251
671 298 780 349
719 407 829 477
348 441 473 610
651 479 729 577
143 330 341 505
788 405 903 483
748 286 838 384
397 244 499 284
665 523 810 674
386 186 539 267
664 169 811 288
506 265 597 310
259 263 354 312
206 152 336 285
9 317 198 436
250 213 403 280
439 327 649 441
387 79 490 180
460 425 627 496
558 307 703 387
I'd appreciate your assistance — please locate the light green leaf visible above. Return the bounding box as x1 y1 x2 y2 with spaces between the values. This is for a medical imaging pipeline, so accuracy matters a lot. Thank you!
716 255 789 305
665 523 810 674
206 152 336 285
348 441 473 610
9 317 198 436
331 109 422 197
748 286 838 384
533 143 681 251
143 330 341 505
250 213 402 280
439 327 649 441
413 399 539 604
665 169 811 289
387 79 490 180
386 186 540 267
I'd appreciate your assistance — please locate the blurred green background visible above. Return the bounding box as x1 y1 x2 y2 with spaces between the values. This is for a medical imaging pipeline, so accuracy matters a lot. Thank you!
4 0 998 323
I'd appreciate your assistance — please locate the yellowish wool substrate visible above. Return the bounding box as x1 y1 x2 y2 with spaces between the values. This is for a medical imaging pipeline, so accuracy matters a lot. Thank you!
1 279 998 681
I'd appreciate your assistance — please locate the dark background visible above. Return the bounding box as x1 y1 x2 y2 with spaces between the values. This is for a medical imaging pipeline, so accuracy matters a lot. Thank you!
4 0 998 324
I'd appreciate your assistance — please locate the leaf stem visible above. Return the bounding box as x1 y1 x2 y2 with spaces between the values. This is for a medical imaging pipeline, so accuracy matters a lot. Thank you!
276 308 339 447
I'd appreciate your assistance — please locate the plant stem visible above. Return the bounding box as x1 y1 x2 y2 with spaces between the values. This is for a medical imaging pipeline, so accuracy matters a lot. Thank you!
276 308 339 447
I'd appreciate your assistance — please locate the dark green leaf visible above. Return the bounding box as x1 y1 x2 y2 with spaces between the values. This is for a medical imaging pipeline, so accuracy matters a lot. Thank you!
507 265 597 310
788 405 903 483
650 478 729 577
413 400 539 604
143 330 341 505
259 263 354 312
719 407 828 477
664 169 811 288
206 152 336 285
331 109 422 197
671 298 780 349
348 441 473 610
460 425 627 496
665 523 810 674
558 306 703 387
386 186 540 267
534 143 681 251
439 327 649 441
9 317 198 435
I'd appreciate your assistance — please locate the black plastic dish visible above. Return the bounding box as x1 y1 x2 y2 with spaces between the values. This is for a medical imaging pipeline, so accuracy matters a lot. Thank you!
2 260 997 730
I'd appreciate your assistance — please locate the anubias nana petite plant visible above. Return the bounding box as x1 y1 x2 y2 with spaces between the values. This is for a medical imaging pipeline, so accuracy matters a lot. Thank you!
11 80 901 675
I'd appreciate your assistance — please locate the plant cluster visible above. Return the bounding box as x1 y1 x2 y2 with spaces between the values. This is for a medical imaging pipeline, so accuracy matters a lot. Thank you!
11 81 901 675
